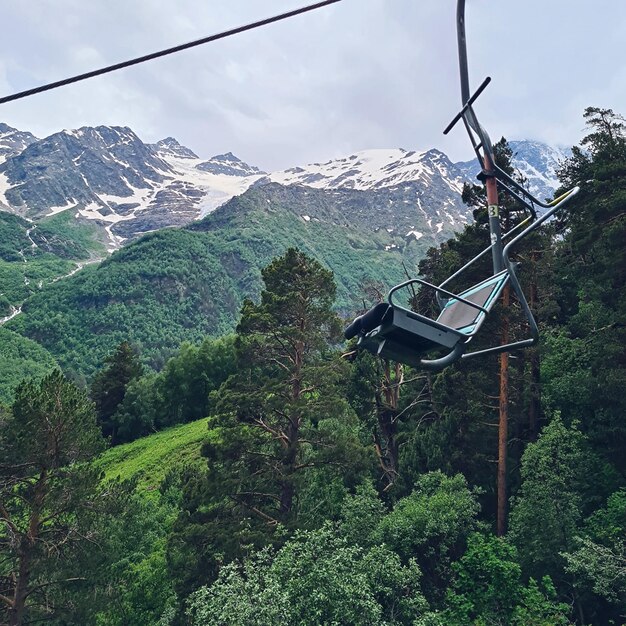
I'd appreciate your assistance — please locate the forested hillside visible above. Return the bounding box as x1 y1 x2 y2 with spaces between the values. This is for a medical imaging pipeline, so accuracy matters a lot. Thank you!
6 182 452 377
0 209 105 313
1 108 625 626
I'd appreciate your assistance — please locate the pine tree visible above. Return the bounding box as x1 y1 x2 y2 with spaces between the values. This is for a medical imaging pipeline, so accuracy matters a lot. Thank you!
401 138 542 529
545 106 626 477
168 249 369 597
90 341 143 444
0 371 104 626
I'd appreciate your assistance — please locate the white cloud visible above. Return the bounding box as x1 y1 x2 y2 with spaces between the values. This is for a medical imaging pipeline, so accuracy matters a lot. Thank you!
0 0 624 170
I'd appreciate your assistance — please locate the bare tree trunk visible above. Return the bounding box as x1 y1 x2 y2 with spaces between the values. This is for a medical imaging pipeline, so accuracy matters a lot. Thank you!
280 339 304 517
9 549 31 626
497 285 510 536
379 361 402 486
279 440 297 516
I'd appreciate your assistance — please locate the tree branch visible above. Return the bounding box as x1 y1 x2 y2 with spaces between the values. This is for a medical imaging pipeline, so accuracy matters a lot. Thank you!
0 502 19 536
0 591 13 608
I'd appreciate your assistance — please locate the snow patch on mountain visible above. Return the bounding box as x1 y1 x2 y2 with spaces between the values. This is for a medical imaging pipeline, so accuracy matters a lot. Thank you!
269 148 464 194
162 155 266 217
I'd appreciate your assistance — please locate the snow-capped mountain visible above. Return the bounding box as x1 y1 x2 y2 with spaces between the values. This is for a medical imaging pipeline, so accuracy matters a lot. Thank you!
0 127 266 246
508 140 570 201
0 121 567 250
196 152 266 177
149 136 199 160
270 148 463 193
269 148 471 234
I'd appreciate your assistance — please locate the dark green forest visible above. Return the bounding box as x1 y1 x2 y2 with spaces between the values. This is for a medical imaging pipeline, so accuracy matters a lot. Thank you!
1 107 626 625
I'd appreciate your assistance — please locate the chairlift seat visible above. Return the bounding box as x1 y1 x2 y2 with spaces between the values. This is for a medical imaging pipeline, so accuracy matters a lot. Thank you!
343 0 582 372
345 270 510 368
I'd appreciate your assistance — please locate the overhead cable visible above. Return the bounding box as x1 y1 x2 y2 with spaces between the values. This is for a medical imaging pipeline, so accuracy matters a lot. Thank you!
0 0 342 106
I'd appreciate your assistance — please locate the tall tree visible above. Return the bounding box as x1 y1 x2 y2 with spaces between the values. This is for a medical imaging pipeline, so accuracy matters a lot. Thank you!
508 415 609 623
546 106 626 478
90 340 143 444
403 138 539 528
168 249 368 597
0 371 104 626
208 248 357 522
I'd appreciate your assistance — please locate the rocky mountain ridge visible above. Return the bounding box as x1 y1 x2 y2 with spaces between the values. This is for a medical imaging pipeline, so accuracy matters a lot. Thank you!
0 122 567 250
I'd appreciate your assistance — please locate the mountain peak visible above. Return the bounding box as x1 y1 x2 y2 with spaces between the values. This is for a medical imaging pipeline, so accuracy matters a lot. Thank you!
0 122 20 135
210 151 240 162
151 137 198 160
0 123 38 163
195 152 266 177
268 147 464 192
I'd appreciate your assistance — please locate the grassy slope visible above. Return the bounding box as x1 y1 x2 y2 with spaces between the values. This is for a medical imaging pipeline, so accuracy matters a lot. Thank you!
95 418 209 491
36 210 108 259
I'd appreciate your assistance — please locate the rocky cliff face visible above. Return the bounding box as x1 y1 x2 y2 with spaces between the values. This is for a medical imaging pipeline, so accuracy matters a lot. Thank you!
0 123 38 163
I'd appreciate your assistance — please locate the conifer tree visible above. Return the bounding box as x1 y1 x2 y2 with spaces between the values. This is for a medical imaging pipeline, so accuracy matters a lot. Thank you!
546 106 626 477
168 249 368 597
90 341 143 444
0 371 104 626
401 138 538 527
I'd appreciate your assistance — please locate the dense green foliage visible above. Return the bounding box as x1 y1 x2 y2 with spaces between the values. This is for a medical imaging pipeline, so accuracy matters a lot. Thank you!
439 533 570 625
0 327 58 405
110 335 237 443
7 229 242 376
0 209 105 312
186 522 426 626
0 254 75 312
91 341 143 443
0 371 105 625
82 335 238 445
3 107 626 625
167 250 371 600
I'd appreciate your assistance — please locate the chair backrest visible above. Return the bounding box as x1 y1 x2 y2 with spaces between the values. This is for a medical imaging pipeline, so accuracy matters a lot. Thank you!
436 271 509 335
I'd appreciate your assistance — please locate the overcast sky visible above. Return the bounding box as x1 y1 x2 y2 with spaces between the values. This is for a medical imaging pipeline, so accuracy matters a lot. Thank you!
1 0 624 171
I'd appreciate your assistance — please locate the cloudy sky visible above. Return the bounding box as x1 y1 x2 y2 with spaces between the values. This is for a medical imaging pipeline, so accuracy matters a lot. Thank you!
1 0 624 171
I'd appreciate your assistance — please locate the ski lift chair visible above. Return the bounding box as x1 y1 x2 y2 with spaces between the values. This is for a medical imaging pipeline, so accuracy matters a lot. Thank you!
345 0 581 370
345 269 510 369
345 182 579 370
